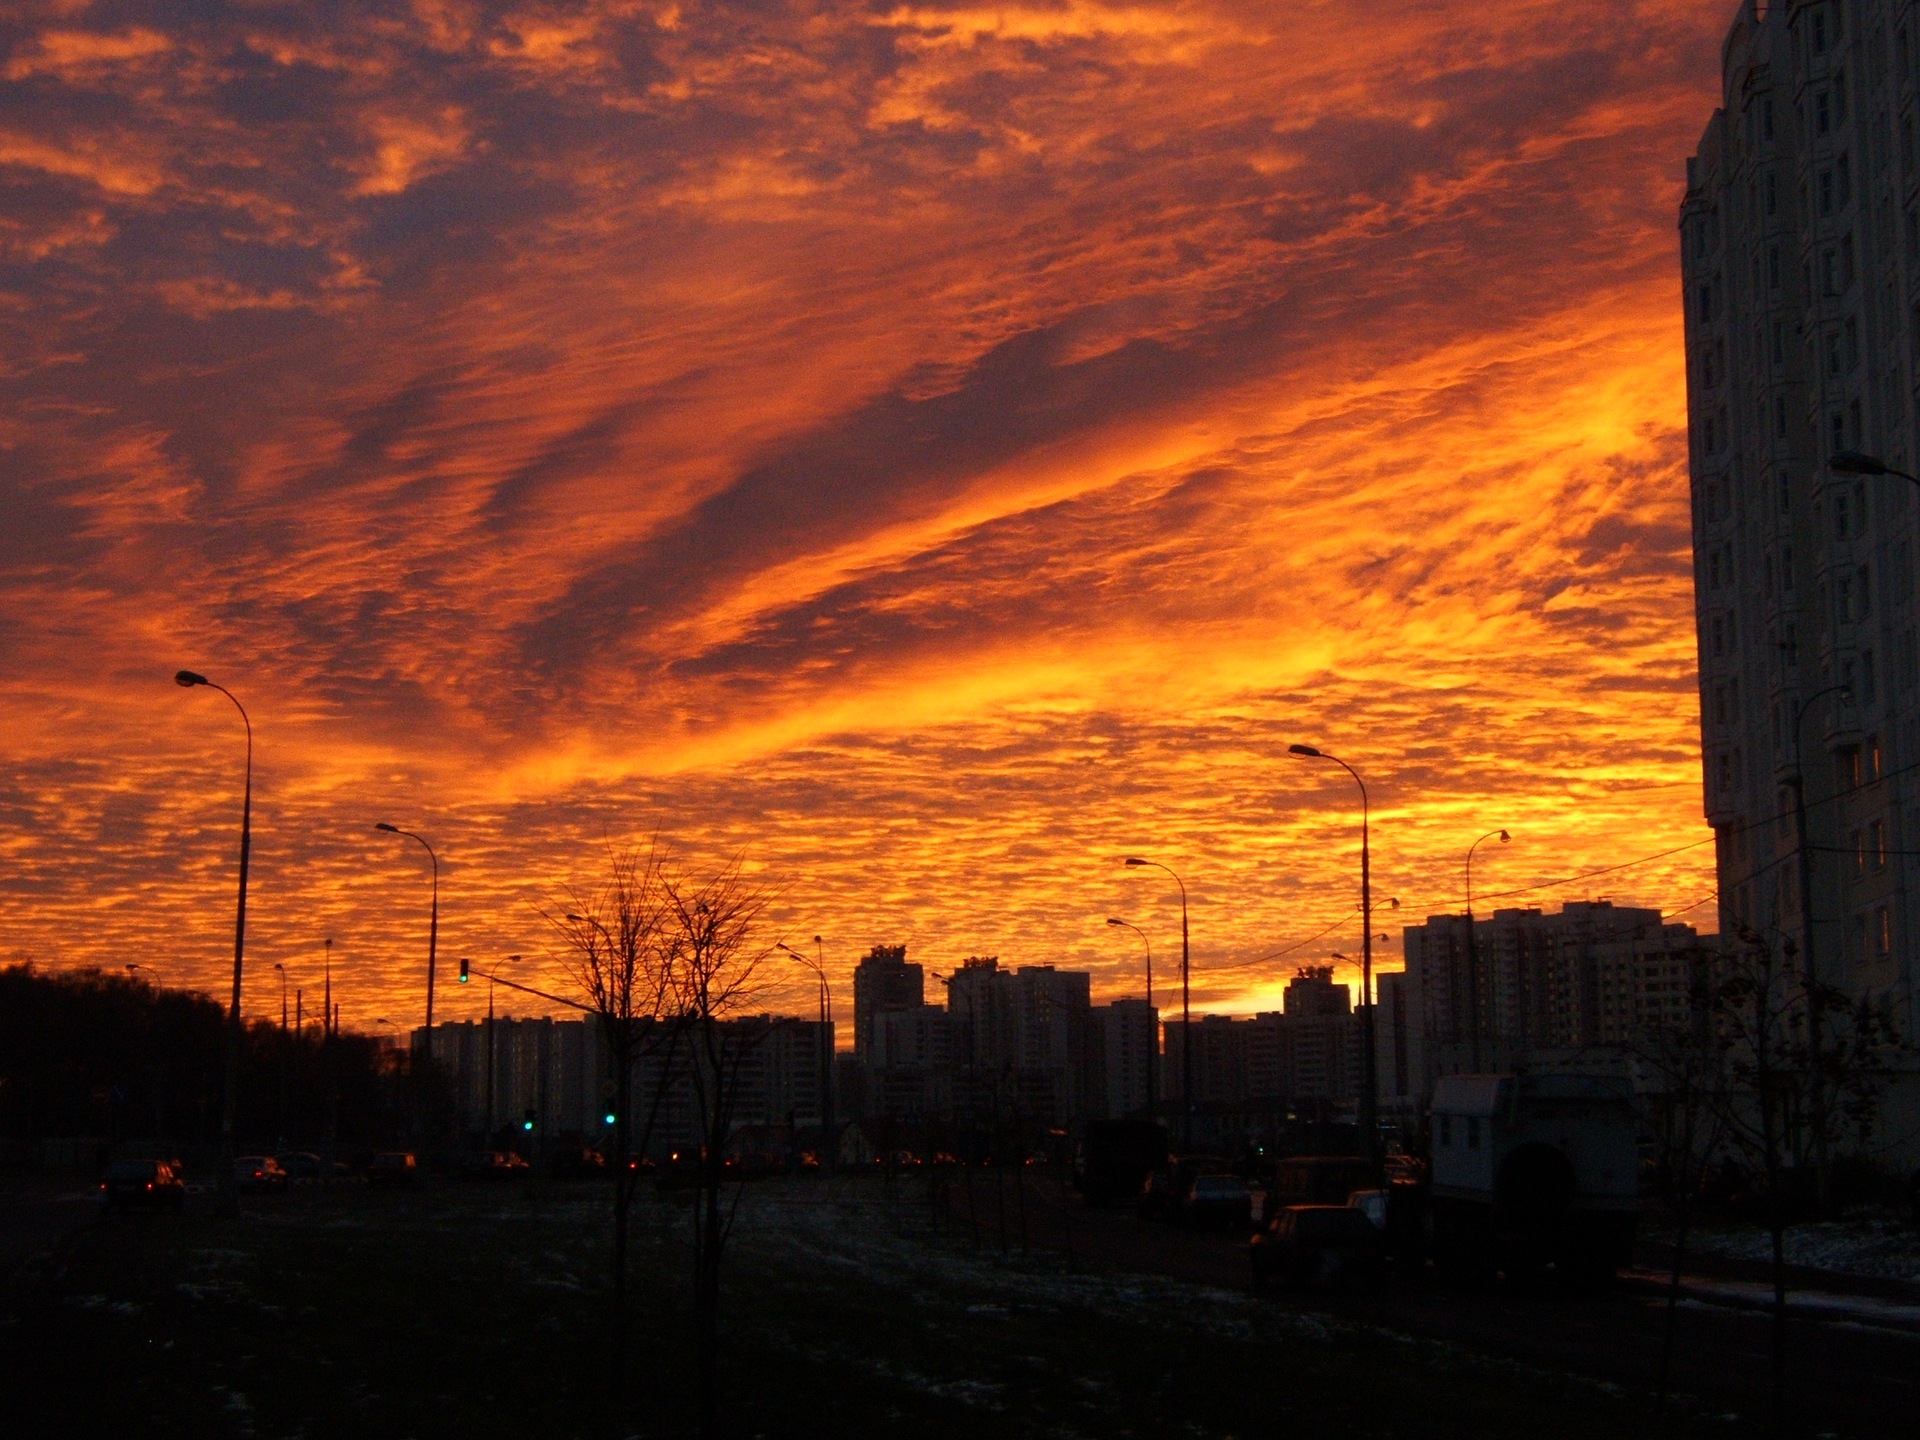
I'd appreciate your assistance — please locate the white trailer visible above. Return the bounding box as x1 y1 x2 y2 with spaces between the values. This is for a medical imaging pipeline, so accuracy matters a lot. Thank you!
1425 1072 1642 1286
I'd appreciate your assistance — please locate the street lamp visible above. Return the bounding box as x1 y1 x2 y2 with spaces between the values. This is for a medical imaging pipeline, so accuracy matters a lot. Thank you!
174 668 252 1214
1830 449 1920 484
375 822 439 1042
1288 742 1381 1165
274 963 288 1030
1106 917 1156 1120
1463 829 1511 1072
778 938 836 1170
473 955 521 1139
1124 857 1190 1151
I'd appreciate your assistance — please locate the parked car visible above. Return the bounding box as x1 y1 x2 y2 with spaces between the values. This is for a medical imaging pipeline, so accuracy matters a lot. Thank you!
1250 1204 1385 1288
101 1158 186 1212
1265 1155 1381 1208
547 1145 605 1180
1184 1172 1256 1228
1139 1154 1236 1221
462 1150 531 1180
366 1151 417 1186
234 1155 289 1194
1074 1119 1169 1205
276 1151 325 1181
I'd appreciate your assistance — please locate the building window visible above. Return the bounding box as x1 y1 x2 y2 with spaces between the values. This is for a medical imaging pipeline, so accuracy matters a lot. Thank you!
1853 829 1867 877
1835 489 1851 538
1817 90 1832 135
1871 819 1887 868
1853 913 1870 964
1838 152 1852 206
1842 235 1856 288
1783 544 1795 590
1862 647 1877 703
1868 734 1882 779
1775 396 1789 439
1820 170 1835 215
1769 246 1782 289
1877 907 1893 961
1858 564 1872 617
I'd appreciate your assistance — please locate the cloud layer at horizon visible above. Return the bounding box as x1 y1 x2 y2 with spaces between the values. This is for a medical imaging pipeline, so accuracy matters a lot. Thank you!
1 0 1726 1026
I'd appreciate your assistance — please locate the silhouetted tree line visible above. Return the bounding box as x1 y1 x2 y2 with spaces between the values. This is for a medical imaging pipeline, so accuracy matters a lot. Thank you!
0 964 412 1164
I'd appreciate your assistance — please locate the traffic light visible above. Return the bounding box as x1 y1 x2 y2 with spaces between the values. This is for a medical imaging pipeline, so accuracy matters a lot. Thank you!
522 1108 536 1134
604 1112 617 1127
458 957 469 983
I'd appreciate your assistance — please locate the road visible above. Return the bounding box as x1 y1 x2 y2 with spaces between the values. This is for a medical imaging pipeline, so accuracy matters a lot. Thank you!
936 1169 1920 1437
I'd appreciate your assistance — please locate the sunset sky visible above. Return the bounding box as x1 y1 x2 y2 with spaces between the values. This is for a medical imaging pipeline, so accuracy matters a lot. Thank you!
1 1 1728 1032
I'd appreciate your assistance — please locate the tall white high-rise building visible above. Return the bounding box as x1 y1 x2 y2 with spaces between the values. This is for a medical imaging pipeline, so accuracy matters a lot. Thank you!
1682 0 1918 1149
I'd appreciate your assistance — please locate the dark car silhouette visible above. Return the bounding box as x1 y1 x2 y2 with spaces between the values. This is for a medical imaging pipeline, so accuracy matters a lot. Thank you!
1183 1172 1255 1228
1250 1203 1385 1287
101 1158 185 1212
367 1151 417 1186
234 1155 289 1194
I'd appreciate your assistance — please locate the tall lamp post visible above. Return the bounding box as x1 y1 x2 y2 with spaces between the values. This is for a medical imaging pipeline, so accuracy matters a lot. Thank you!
1289 743 1380 1166
174 669 252 1215
464 955 521 1139
1106 917 1156 1121
778 939 836 1171
1463 829 1511 1073
274 962 289 1030
1124 857 1190 1151
374 822 439 1045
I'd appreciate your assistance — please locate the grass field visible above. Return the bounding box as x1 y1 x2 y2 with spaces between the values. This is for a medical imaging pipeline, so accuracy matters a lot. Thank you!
2 1174 1730 1439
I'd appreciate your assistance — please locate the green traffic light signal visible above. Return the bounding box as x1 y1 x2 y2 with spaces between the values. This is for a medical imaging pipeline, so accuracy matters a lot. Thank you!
604 1113 616 1126
458 957 469 983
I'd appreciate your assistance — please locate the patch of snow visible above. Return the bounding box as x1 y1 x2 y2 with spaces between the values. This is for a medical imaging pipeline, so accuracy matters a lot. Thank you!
1687 1217 1920 1282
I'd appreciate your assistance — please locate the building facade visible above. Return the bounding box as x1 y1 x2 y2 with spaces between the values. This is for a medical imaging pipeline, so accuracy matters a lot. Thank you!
421 1013 833 1151
1396 902 1705 1103
1685 2 1920 1051
853 944 924 1068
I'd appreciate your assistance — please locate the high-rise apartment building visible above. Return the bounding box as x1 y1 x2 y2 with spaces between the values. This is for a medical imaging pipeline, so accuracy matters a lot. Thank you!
1683 3 1919 1140
1397 902 1703 1100
1091 998 1159 1119
852 943 923 1068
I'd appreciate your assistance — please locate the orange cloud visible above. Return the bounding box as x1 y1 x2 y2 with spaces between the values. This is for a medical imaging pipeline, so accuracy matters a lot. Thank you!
0 1 1726 1028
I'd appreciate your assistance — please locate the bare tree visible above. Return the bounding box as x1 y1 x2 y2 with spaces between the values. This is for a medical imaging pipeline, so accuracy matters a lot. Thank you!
547 845 677 1407
1679 925 1907 1418
662 858 775 1440
1630 944 1729 1408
